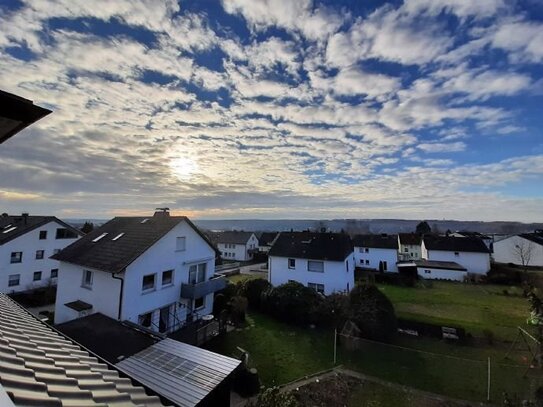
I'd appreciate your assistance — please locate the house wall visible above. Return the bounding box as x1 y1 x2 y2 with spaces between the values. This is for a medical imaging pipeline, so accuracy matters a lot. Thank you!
493 236 543 267
0 220 80 293
421 242 490 274
417 267 467 282
54 263 121 324
268 253 355 295
398 238 421 261
354 246 398 272
218 234 259 261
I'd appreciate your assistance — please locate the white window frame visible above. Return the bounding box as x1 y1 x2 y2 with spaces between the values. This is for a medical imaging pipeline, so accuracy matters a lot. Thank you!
307 260 324 273
35 250 44 260
288 258 296 269
308 282 325 294
162 269 174 286
10 252 22 264
82 270 93 289
194 296 205 310
50 269 58 279
138 311 153 328
176 237 186 251
8 274 20 287
189 263 206 284
33 271 42 281
142 273 156 292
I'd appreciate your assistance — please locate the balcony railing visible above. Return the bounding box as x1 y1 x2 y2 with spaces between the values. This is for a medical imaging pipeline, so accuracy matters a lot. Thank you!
180 275 226 299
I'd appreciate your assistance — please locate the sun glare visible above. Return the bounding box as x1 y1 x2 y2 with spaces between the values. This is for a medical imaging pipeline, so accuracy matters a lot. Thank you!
170 157 198 179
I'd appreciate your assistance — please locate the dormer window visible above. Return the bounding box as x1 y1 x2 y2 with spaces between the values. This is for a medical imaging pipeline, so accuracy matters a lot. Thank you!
3 226 17 234
112 233 125 241
92 233 108 242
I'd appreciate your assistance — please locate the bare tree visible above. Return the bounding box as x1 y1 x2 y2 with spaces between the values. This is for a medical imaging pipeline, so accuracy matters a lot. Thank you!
512 237 535 272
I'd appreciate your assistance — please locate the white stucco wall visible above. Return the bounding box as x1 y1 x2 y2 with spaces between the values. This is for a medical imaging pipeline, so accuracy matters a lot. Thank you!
268 253 355 295
398 239 421 261
493 236 543 266
422 243 490 275
354 246 398 272
417 267 466 281
0 220 80 293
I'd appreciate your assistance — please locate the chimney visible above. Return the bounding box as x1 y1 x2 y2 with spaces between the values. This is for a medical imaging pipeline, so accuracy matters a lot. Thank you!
22 212 28 225
153 207 170 217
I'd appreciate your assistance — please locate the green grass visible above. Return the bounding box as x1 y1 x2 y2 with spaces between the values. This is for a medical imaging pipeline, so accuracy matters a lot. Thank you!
226 273 264 284
348 381 440 407
378 281 528 341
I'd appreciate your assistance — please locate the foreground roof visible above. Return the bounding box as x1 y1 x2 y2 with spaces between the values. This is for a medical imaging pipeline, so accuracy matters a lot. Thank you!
269 232 353 261
53 214 217 273
117 339 241 407
519 232 543 247
207 230 255 245
423 235 490 253
0 293 164 406
352 234 398 250
0 214 82 245
0 90 52 144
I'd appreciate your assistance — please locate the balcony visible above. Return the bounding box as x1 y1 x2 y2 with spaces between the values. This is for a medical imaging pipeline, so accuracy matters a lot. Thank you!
180 275 226 299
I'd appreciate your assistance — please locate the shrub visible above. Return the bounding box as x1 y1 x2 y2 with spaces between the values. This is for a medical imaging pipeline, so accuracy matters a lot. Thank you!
242 278 272 309
262 281 322 324
230 296 248 324
348 284 397 342
316 293 349 328
482 329 495 345
213 293 228 315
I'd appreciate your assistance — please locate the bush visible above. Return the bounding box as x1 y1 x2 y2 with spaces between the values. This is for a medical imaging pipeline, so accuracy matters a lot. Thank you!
374 272 416 287
213 293 228 315
230 296 248 324
482 329 495 345
242 278 272 309
262 281 322 324
349 284 397 342
316 293 349 328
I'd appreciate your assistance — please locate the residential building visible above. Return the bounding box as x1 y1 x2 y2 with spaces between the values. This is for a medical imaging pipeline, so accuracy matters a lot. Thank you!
209 231 259 261
353 234 398 272
268 232 355 295
398 259 467 281
450 231 494 251
258 232 280 253
53 209 225 332
492 232 543 267
422 235 491 275
0 213 82 293
398 233 422 261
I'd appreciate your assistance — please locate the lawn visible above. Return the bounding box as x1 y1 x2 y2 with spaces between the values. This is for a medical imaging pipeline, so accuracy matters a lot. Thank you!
226 273 264 284
377 281 529 341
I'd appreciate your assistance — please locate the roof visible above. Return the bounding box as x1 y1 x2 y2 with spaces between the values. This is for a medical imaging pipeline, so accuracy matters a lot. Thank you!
64 300 93 312
53 213 218 273
207 230 255 245
268 232 354 261
0 214 82 245
0 293 165 406
414 259 467 271
519 232 543 246
398 233 421 245
117 339 241 407
453 231 492 240
0 90 52 144
423 235 490 253
352 234 398 250
259 232 279 246
56 313 160 364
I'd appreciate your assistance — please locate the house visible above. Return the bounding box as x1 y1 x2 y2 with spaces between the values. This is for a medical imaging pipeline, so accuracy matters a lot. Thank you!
0 213 82 293
450 231 493 251
398 259 468 282
492 232 543 267
53 209 225 331
422 235 491 275
398 233 422 261
258 232 280 253
268 232 355 295
209 231 259 261
0 293 165 406
352 234 398 272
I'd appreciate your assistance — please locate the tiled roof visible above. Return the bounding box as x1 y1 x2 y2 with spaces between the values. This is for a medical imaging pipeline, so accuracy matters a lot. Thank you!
423 235 490 253
0 215 82 245
398 233 421 245
259 232 279 246
207 231 255 245
352 234 398 250
519 233 543 247
53 214 218 273
414 259 467 271
269 232 353 261
0 293 165 406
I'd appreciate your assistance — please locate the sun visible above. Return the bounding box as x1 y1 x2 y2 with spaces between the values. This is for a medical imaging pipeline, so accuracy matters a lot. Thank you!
169 157 198 179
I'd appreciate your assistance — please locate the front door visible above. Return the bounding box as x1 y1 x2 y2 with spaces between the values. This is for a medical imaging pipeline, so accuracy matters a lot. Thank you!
159 306 170 333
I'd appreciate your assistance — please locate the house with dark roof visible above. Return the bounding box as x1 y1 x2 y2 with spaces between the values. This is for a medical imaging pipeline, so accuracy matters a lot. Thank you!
258 232 280 253
421 235 491 275
53 209 225 332
450 231 493 251
0 213 82 293
268 232 354 295
208 231 259 261
492 232 543 267
352 234 399 272
398 233 422 261
398 259 468 282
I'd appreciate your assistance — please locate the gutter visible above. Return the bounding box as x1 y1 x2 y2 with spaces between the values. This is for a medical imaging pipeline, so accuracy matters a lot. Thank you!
112 271 125 320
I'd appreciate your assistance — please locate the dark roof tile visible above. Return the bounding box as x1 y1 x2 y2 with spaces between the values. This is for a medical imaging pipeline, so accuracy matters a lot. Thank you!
352 234 398 249
423 235 490 253
269 232 353 261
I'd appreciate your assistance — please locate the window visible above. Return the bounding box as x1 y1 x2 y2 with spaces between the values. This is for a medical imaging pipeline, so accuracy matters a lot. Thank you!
138 312 152 328
176 237 186 251
346 261 349 272
56 228 78 239
92 233 108 242
308 283 325 294
189 263 206 284
142 274 156 291
194 297 205 309
10 252 22 264
404 247 408 252
365 248 369 253
424 269 431 274
359 248 364 253
33 271 42 281
307 260 324 273
82 270 93 288
288 258 296 269
383 261 388 271
365 260 370 265
39 230 47 240
112 233 124 241
50 269 58 279
162 270 173 286
35 250 44 260
454 252 459 257
8 274 20 287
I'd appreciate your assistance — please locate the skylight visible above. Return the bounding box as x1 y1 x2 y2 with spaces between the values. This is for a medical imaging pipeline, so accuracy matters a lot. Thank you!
112 233 125 241
141 219 149 224
2 226 17 234
92 233 108 242
3 224 12 229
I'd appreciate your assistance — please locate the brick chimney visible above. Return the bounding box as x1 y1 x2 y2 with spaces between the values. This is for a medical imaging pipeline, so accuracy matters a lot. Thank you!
153 207 170 217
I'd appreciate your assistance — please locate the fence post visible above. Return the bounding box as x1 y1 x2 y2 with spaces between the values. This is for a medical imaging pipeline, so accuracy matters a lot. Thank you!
487 357 491 401
334 328 337 365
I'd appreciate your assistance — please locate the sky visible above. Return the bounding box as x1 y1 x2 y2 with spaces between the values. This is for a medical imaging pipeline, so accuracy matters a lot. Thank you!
0 0 542 222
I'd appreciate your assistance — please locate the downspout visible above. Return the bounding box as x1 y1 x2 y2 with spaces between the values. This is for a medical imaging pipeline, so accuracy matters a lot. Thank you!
112 270 125 320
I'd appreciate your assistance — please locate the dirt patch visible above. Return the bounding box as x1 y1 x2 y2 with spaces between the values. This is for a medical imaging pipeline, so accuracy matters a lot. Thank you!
292 373 362 406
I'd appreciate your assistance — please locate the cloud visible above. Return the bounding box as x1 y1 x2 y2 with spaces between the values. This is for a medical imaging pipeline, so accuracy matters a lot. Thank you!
491 20 543 63
418 142 466 153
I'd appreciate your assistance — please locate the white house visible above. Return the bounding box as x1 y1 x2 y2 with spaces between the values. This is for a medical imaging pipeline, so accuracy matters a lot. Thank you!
0 213 82 293
268 232 355 295
353 234 398 272
450 231 493 251
258 232 280 253
492 232 543 267
398 259 468 282
210 231 259 261
422 235 490 275
53 210 224 333
398 233 422 261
